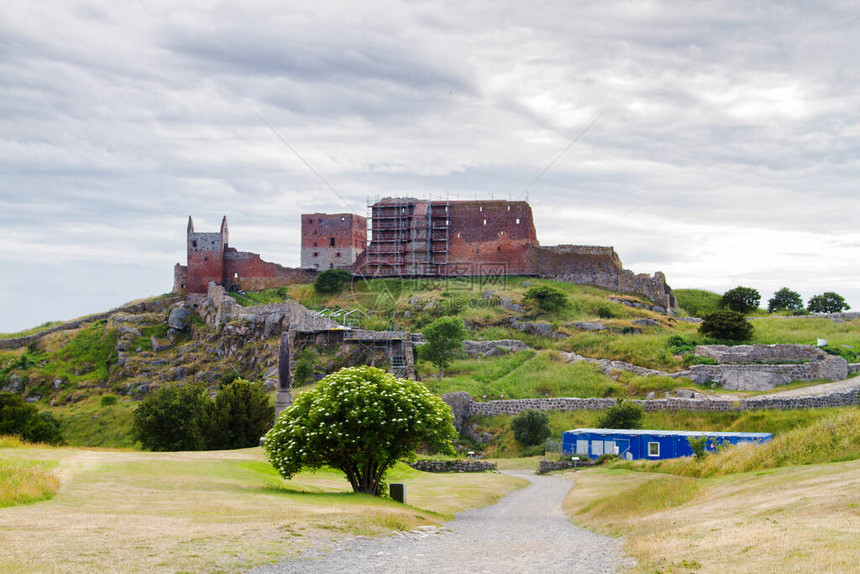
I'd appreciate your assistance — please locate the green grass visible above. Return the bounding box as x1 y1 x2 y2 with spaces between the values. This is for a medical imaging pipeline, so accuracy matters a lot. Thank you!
0 321 64 339
674 288 722 318
575 474 701 518
0 438 60 507
470 407 855 458
53 395 138 448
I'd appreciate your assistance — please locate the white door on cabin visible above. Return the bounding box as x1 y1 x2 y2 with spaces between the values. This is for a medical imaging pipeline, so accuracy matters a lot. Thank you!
591 441 604 456
576 440 588 455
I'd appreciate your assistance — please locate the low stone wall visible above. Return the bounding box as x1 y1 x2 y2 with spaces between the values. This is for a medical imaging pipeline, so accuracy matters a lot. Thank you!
687 355 848 386
442 389 860 424
695 344 827 364
408 460 497 473
537 459 595 474
849 363 860 375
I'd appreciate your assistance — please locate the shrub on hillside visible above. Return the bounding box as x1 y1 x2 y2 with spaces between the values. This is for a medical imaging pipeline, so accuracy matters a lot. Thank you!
0 393 64 445
511 409 551 446
699 311 754 341
767 287 803 313
523 286 568 312
207 379 274 450
132 383 211 451
132 380 274 451
596 400 643 429
313 268 352 294
807 292 851 314
666 335 697 355
100 394 118 407
720 286 761 313
420 316 467 379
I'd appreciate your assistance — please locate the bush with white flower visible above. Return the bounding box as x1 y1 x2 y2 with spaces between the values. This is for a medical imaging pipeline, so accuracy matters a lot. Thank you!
264 366 456 496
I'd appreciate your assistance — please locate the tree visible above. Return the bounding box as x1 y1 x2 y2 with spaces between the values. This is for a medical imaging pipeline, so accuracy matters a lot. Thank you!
699 310 754 341
131 383 210 451
420 316 467 380
207 379 274 450
720 286 761 314
511 410 551 446
313 268 352 294
0 392 64 445
523 285 568 312
807 292 851 314
767 287 804 313
264 366 456 496
596 399 643 429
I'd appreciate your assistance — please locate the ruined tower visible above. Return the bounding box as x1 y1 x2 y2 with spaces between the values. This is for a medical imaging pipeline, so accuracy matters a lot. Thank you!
185 216 228 294
300 213 367 270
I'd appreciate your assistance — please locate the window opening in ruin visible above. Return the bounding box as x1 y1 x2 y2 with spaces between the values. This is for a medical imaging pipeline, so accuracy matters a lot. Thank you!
336 252 341 258
507 205 511 211
497 246 501 251
314 242 317 247
483 219 487 225
204 257 208 261
341 216 345 221
516 218 520 224
192 240 197 248
233 273 238 279
313 252 318 257
330 237 335 246
480 206 483 212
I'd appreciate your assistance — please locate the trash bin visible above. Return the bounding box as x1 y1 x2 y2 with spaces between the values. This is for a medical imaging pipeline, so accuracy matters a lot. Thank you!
389 483 406 504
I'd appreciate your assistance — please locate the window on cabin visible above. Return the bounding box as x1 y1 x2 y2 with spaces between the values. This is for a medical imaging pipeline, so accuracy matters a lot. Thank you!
648 442 660 457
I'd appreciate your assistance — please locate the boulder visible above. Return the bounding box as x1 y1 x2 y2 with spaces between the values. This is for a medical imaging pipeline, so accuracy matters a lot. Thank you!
168 307 192 331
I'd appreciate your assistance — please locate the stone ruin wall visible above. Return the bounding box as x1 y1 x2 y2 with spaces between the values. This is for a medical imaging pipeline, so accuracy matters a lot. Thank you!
442 390 860 434
529 245 677 310
695 344 829 364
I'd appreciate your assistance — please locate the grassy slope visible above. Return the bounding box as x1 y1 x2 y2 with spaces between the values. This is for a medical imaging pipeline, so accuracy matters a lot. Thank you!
0 444 525 573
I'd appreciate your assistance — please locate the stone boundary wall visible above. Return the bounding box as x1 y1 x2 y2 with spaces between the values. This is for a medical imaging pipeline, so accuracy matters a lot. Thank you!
408 460 497 473
850 363 860 375
0 297 182 350
443 390 860 426
695 344 827 364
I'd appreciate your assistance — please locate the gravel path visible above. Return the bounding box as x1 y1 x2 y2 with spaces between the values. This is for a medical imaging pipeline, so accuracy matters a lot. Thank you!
250 471 628 573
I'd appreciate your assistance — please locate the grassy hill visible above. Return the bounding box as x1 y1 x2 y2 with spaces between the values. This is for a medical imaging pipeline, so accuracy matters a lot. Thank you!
1 278 858 449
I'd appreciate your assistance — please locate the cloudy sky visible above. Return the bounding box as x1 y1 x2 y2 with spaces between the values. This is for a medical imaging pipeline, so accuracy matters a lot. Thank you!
2 0 858 332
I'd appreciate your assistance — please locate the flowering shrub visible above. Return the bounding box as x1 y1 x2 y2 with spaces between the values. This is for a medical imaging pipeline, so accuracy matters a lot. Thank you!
264 366 456 496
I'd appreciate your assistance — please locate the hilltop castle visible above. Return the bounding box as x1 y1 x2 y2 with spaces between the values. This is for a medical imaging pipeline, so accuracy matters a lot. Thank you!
174 198 677 310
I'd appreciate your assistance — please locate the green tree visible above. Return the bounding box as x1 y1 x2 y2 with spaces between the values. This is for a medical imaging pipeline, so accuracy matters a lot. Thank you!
264 366 456 496
0 393 64 445
699 310 754 341
511 409 551 446
807 292 851 314
767 287 804 313
313 268 352 294
720 286 761 313
523 285 568 312
687 436 709 460
207 379 274 450
131 383 211 451
596 399 644 429
420 316 467 380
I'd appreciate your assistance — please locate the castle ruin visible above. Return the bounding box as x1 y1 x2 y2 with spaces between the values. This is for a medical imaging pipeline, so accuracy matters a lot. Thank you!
173 198 677 310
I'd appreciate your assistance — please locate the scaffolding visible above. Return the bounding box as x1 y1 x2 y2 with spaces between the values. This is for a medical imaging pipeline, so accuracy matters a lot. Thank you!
365 196 449 277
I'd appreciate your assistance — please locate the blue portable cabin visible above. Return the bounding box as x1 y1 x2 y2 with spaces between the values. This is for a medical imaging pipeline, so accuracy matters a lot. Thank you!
561 428 773 461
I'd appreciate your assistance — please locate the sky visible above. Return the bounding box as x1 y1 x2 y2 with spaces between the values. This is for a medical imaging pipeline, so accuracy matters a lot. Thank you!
2 0 858 333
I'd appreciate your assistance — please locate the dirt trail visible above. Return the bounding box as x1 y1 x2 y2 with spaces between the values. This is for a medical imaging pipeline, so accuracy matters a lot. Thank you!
251 471 629 574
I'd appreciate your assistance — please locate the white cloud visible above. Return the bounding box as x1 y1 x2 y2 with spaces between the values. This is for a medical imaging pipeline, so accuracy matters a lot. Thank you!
1 0 859 331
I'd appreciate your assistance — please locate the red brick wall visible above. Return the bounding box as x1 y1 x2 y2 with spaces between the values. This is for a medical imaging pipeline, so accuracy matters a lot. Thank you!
224 248 315 290
441 200 538 276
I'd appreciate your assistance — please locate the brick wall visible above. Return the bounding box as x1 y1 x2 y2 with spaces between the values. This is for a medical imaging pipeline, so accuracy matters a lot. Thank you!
301 213 366 270
223 248 315 290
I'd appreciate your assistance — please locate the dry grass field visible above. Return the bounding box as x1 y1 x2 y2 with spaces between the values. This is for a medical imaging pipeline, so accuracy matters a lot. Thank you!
565 461 860 573
0 444 525 573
